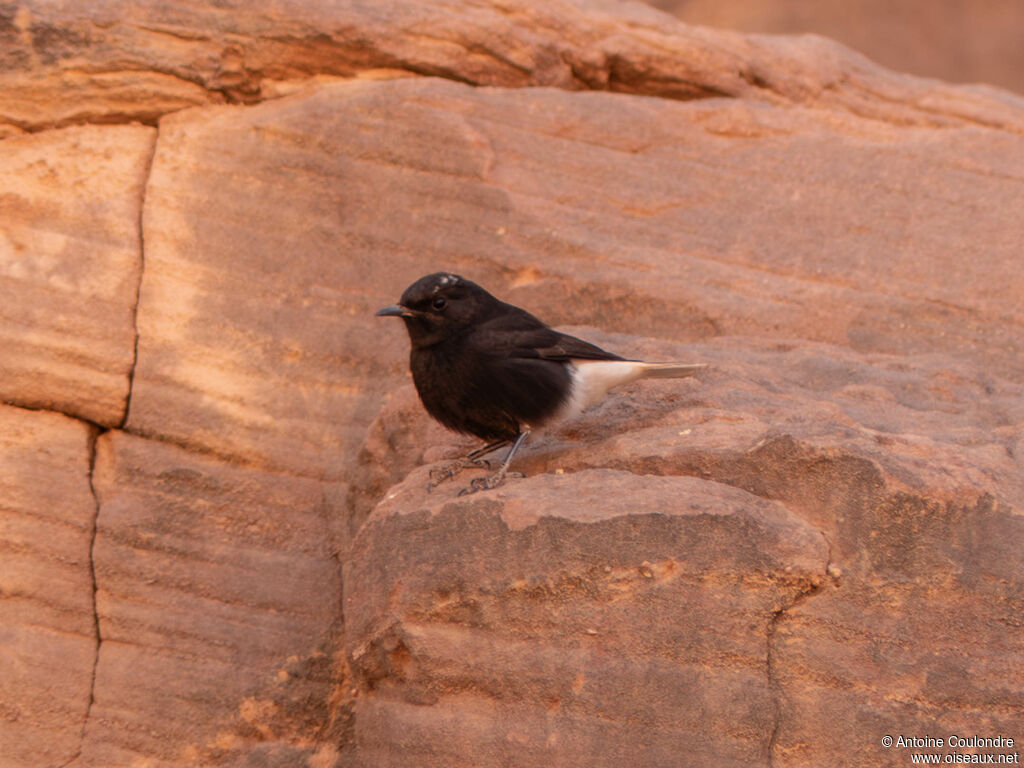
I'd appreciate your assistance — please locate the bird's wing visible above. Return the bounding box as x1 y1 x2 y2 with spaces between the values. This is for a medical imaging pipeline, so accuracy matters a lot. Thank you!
472 309 624 362
533 331 625 362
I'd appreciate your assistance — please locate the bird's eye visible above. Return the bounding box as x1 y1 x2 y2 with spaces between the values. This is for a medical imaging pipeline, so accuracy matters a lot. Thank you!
431 296 447 311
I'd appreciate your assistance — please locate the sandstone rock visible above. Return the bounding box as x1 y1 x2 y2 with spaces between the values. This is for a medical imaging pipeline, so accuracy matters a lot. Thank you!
355 330 1024 767
3 0 1024 133
346 468 829 767
0 405 96 768
649 0 1024 95
0 124 154 427
82 431 347 767
1 1 1022 766
522 337 1024 767
129 74 1024 482
0 70 218 131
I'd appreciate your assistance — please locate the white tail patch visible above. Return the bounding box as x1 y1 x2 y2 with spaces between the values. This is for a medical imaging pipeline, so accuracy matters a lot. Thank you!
557 360 706 421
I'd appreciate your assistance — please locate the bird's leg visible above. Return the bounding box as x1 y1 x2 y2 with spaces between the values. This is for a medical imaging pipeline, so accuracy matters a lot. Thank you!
427 439 510 490
458 429 531 496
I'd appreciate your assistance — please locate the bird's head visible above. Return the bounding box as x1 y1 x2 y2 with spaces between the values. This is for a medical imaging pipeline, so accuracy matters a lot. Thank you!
376 272 499 347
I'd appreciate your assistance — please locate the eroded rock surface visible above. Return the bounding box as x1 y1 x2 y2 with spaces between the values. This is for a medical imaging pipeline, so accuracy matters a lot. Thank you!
84 431 348 767
649 0 1024 95
349 332 1023 766
0 125 154 427
130 75 1024 482
0 1 1021 767
0 405 96 768
347 468 828 767
4 0 1024 133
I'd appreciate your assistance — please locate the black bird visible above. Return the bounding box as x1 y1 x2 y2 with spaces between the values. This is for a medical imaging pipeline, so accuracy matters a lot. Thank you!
376 273 705 494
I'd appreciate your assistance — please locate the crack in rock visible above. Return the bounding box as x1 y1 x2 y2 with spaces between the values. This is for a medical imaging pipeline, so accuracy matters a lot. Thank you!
120 127 158 430
60 426 105 768
766 533 835 768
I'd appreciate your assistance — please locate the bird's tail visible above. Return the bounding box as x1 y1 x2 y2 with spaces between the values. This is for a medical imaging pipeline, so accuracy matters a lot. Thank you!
567 360 707 413
636 362 707 379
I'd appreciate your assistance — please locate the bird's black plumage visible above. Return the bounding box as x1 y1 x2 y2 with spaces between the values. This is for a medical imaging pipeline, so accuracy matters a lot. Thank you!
377 272 704 494
381 272 622 442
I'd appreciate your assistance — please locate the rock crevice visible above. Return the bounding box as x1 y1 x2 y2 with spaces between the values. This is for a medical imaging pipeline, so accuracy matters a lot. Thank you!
121 129 159 429
59 426 105 768
765 567 829 768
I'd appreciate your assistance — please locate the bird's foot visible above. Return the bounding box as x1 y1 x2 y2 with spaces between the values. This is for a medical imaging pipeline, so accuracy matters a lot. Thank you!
457 471 525 496
427 456 492 491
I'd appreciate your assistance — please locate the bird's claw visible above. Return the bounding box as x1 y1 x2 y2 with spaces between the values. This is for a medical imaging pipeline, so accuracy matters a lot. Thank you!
457 475 499 496
456 471 524 496
426 457 492 491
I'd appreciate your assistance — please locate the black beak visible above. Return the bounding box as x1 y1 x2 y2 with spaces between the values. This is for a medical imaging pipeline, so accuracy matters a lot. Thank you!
375 304 417 318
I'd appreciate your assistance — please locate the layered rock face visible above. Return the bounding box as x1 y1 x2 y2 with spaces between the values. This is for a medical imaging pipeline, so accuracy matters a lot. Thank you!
350 337 1023 767
1 2 1021 767
649 0 1024 96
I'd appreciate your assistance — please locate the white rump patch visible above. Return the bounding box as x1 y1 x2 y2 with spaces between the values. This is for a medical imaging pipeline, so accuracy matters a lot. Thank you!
551 359 705 424
557 360 649 421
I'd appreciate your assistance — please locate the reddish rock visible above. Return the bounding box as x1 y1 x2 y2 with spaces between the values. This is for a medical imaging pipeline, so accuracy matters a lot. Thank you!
648 0 1024 95
3 0 1023 133
353 330 1023 767
0 405 96 768
0 125 154 427
130 75 1023 481
0 1 1022 767
83 431 347 767
347 468 828 767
